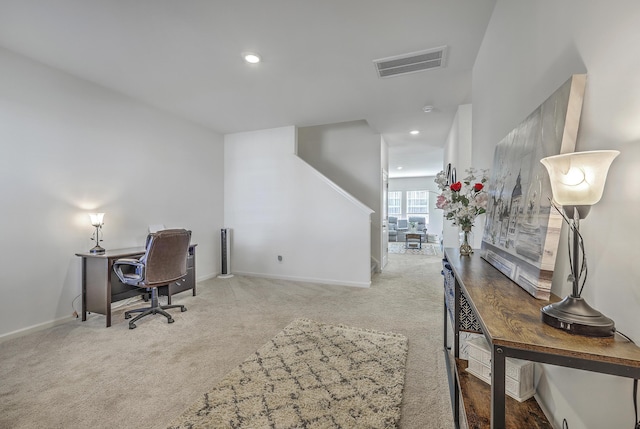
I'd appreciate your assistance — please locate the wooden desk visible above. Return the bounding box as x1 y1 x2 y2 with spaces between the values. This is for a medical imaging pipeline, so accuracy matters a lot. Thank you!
76 244 196 327
443 247 640 429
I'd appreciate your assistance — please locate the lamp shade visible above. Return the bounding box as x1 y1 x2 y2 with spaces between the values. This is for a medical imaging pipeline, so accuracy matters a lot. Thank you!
540 150 619 206
89 212 104 227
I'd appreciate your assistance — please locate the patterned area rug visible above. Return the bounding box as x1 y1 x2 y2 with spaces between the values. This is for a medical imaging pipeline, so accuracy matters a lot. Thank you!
388 242 440 256
168 319 408 429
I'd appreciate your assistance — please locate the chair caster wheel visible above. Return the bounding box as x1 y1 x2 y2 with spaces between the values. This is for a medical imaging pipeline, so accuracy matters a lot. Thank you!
125 314 131 319
129 323 136 329
168 318 175 324
181 307 187 312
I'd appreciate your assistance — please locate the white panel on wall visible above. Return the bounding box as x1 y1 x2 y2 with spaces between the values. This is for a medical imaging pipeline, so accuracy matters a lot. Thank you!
297 121 382 268
224 126 373 287
442 104 474 248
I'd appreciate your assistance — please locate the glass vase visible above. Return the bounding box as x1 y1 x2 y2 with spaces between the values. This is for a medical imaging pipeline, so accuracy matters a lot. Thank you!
459 226 473 256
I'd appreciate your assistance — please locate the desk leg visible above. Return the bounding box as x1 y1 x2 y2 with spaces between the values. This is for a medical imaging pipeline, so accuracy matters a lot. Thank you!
491 345 506 429
444 284 460 429
453 277 461 428
81 258 87 322
84 257 112 327
454 279 460 359
443 295 448 350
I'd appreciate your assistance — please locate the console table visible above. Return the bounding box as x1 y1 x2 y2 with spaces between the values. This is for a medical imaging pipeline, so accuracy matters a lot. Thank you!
76 244 196 327
443 247 640 429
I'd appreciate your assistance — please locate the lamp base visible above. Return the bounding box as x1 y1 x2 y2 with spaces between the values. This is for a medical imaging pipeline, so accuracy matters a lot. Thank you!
541 296 615 337
90 245 105 254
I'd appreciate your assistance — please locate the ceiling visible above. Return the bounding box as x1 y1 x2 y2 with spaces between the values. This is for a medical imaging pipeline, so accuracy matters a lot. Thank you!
0 0 496 178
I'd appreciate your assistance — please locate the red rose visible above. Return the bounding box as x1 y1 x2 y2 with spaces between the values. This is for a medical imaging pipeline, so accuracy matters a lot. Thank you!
450 182 462 192
473 183 484 191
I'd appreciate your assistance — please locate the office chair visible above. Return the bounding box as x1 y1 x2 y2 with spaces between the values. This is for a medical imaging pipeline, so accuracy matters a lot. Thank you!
113 229 191 329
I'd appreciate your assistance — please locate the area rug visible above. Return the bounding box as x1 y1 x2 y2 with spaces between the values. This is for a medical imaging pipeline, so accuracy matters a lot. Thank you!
167 318 408 429
388 242 440 256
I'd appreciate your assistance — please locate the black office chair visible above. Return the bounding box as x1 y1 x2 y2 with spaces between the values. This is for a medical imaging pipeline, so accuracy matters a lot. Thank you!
113 229 191 329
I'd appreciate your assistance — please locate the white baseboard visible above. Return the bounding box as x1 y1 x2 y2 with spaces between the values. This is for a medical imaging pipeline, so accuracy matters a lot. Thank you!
0 315 75 343
1 275 219 342
197 273 218 282
234 271 371 288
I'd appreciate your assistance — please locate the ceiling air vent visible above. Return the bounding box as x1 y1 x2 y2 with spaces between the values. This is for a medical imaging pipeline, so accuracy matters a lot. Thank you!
373 46 448 78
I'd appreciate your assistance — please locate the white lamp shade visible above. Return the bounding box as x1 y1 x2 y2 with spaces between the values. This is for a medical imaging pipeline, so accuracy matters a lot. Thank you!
540 150 619 206
89 212 105 226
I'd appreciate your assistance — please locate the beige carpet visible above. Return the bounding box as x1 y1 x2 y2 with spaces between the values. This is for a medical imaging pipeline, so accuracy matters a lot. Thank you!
0 252 453 429
168 318 408 428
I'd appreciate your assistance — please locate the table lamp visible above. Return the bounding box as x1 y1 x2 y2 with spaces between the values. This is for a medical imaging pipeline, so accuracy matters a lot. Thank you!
89 212 105 254
539 150 619 337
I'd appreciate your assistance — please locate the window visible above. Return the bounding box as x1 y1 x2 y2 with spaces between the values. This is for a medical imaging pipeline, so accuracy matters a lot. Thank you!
406 190 428 214
388 191 402 216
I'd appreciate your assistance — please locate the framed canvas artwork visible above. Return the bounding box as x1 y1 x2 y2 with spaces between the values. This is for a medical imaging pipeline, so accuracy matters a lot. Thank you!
481 74 587 300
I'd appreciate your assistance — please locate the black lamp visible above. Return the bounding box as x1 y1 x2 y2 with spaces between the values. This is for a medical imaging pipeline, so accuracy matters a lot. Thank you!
539 150 619 337
89 212 105 254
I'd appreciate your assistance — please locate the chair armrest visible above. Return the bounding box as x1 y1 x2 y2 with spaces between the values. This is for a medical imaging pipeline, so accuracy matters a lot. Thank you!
115 258 141 264
113 258 144 285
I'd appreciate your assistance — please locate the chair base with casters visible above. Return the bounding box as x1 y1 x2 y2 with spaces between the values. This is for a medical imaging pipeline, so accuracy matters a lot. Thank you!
124 286 186 329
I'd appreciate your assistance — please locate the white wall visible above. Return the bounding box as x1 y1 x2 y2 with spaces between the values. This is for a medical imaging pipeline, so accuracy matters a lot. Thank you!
442 104 476 248
473 2 640 428
0 47 224 339
388 176 441 242
297 121 382 266
224 126 373 287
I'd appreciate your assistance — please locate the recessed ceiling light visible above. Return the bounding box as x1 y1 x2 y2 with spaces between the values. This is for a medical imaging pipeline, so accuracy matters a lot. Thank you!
410 130 420 135
397 166 404 170
243 52 261 64
422 105 434 113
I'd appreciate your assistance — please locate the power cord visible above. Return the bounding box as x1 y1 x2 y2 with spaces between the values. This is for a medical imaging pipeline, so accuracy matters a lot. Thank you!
616 330 640 429
559 331 640 429
618 330 636 345
71 294 81 318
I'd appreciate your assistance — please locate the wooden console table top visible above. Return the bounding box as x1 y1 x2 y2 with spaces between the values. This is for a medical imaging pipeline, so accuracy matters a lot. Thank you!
444 247 640 368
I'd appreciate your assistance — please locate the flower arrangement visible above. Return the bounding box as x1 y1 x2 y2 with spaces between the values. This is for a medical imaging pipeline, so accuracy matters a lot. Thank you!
434 168 489 230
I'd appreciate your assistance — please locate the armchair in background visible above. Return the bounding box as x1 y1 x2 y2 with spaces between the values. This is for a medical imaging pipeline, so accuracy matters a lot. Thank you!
408 216 427 238
113 228 191 329
388 216 398 242
404 217 427 248
396 219 409 242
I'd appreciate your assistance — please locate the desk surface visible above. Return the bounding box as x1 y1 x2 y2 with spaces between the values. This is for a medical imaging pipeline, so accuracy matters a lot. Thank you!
76 244 197 259
444 247 640 368
75 247 145 259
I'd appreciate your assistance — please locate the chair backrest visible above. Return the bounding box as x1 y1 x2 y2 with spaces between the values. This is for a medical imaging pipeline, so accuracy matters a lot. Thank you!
397 219 408 229
388 216 397 230
408 216 426 230
142 229 191 286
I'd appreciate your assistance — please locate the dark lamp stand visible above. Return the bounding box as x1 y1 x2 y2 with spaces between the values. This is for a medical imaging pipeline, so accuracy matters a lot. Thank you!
90 222 105 254
89 213 105 254
540 205 614 337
